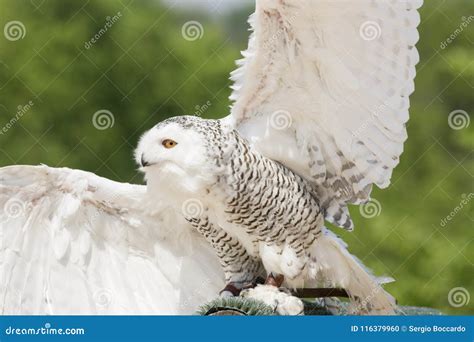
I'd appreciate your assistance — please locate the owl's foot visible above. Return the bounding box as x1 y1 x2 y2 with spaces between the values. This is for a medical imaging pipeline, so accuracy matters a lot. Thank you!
220 283 244 297
264 273 285 287
220 277 265 297
240 284 304 315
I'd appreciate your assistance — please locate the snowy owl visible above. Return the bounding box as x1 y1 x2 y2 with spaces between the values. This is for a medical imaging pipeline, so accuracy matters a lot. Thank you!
0 0 422 315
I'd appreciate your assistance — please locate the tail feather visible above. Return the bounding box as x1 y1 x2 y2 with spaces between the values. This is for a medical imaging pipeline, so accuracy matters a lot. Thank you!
308 228 396 315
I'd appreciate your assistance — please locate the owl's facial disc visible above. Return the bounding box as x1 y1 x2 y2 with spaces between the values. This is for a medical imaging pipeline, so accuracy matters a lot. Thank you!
135 120 207 174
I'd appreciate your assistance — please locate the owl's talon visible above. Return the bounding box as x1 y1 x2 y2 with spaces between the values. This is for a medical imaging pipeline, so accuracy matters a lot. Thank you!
220 283 242 297
264 273 285 287
220 277 265 297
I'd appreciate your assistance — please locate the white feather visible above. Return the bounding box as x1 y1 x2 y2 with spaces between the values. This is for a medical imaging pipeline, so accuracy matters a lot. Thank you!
307 228 396 314
227 0 422 214
0 165 224 315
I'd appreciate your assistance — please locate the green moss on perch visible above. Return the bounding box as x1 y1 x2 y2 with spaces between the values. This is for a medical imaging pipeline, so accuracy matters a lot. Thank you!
198 297 443 316
198 297 276 316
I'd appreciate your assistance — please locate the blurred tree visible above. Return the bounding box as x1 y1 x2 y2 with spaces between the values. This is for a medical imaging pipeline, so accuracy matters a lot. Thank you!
0 0 235 183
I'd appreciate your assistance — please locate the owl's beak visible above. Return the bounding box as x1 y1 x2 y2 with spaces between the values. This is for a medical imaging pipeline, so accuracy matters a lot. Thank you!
140 154 151 168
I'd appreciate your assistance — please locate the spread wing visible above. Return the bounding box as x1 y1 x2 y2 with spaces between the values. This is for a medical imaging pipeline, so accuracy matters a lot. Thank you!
227 0 422 229
0 165 223 315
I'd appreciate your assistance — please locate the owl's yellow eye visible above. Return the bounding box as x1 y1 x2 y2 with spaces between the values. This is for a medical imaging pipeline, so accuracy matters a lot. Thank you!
162 139 178 149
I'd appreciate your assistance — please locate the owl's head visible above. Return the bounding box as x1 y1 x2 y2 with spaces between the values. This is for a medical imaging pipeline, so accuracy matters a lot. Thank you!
135 116 223 192
135 115 213 170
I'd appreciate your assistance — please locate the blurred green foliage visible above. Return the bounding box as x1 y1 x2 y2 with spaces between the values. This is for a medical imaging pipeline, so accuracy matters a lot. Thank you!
0 0 472 314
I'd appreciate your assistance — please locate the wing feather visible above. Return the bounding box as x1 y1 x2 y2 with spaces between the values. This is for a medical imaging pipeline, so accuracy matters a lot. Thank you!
0 165 223 314
227 0 422 229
